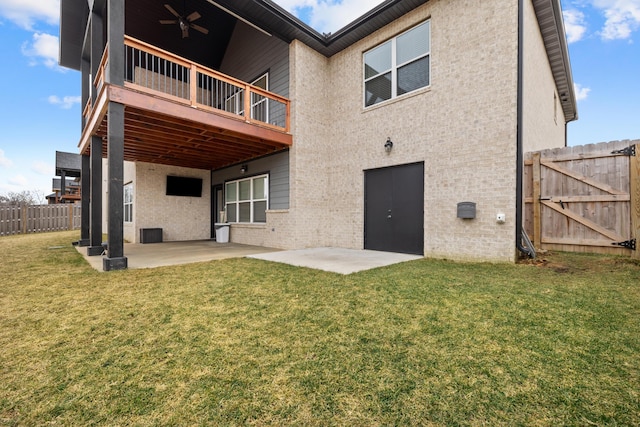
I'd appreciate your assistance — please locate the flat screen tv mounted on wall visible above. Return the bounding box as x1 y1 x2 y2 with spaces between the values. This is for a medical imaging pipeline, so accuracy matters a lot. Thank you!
166 176 203 197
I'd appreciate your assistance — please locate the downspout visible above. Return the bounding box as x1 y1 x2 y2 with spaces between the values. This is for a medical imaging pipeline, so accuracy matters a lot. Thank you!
516 0 534 257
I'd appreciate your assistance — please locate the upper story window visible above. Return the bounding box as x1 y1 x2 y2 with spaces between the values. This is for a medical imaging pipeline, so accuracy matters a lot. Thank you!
225 174 269 223
364 20 431 107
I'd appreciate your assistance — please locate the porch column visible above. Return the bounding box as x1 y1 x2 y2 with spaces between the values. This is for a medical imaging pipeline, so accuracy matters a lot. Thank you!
77 56 91 247
86 136 103 256
103 0 127 271
81 58 90 130
77 154 90 246
60 170 67 200
103 101 127 271
86 9 105 256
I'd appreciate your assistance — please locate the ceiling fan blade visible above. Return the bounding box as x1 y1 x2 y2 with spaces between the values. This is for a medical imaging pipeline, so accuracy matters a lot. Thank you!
190 23 209 35
186 11 201 22
159 19 178 24
164 4 181 18
182 26 189 38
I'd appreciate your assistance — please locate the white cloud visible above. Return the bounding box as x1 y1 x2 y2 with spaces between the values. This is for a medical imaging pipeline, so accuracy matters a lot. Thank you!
574 83 591 101
0 0 60 30
32 161 51 175
276 0 385 34
563 9 588 43
48 95 81 109
592 0 640 40
21 32 60 69
8 175 28 187
0 149 13 168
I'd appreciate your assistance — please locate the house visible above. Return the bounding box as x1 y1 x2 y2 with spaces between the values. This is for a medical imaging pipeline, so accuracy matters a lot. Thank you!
46 178 81 204
46 151 82 204
59 0 577 271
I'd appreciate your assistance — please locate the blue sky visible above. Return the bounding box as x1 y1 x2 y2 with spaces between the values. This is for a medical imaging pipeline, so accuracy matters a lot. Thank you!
0 0 638 201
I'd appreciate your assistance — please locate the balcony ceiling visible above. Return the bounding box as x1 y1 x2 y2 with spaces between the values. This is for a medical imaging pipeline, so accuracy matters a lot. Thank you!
125 0 237 71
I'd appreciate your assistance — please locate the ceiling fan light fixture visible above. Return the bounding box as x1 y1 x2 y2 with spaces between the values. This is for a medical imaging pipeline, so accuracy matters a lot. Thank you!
160 2 209 38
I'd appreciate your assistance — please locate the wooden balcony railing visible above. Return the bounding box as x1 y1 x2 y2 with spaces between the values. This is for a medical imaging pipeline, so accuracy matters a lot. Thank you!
89 36 290 133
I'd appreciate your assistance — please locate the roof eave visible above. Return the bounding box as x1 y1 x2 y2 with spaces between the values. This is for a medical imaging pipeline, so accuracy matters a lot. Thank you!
532 0 578 123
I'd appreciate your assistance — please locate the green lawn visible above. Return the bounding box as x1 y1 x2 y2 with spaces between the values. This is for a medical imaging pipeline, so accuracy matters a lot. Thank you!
1 231 639 426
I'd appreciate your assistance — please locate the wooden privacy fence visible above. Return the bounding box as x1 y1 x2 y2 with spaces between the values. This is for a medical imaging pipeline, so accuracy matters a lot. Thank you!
0 204 81 236
524 140 639 257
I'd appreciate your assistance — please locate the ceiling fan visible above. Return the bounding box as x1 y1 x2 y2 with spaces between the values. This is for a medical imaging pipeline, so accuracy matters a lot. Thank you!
159 1 209 38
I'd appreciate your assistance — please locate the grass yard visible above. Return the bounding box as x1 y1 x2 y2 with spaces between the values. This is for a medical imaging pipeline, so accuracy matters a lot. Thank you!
1 231 639 426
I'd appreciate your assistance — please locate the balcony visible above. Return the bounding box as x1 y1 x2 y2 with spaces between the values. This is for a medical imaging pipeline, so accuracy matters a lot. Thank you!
80 36 292 170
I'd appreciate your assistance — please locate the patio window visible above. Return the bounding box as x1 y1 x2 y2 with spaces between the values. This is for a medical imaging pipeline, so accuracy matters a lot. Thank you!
124 182 133 222
225 174 268 223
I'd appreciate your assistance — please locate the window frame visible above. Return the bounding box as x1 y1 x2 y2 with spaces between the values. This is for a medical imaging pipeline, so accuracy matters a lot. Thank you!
123 182 133 223
224 174 269 224
363 20 431 108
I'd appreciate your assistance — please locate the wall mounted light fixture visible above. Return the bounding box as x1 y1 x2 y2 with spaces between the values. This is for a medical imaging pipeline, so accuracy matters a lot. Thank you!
240 164 248 174
384 137 394 153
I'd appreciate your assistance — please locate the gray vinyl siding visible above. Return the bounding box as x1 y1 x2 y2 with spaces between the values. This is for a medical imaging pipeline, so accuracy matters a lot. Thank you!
219 21 290 129
212 150 289 210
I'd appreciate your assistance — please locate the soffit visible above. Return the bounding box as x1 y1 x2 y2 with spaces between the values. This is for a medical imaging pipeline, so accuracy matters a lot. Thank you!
531 0 578 122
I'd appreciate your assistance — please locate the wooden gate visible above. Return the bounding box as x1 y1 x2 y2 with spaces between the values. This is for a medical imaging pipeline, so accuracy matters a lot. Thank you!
524 140 639 257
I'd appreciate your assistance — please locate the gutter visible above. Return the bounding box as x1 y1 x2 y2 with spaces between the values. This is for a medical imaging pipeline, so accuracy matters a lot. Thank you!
516 0 534 258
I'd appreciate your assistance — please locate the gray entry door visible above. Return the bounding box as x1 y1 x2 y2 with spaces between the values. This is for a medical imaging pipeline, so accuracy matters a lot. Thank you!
364 162 424 255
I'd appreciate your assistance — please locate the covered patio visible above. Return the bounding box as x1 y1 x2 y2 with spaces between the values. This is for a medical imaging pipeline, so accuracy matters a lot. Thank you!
60 0 293 270
77 240 280 270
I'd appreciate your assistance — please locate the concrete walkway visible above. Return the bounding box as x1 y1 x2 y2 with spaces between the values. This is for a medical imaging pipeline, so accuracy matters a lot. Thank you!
77 241 422 274
248 247 423 274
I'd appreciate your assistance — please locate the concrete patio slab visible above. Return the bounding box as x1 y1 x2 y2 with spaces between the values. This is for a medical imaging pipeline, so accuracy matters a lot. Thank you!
248 247 423 274
77 241 422 274
76 240 280 271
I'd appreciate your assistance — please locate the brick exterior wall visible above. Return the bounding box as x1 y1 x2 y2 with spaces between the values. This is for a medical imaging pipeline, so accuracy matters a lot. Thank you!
284 0 529 262
126 162 211 243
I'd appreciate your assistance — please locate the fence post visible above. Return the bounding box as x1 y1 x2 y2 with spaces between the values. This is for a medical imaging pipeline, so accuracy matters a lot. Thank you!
21 205 27 234
69 204 74 230
631 143 639 259
532 152 542 250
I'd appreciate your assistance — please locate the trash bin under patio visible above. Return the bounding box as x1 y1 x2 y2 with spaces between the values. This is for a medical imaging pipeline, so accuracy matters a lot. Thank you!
214 223 230 243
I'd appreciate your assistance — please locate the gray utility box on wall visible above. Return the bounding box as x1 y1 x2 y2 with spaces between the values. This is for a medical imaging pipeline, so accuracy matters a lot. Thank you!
457 202 476 219
140 228 163 243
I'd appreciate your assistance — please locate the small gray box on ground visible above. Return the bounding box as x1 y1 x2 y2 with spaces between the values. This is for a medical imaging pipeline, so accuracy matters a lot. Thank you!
140 228 163 243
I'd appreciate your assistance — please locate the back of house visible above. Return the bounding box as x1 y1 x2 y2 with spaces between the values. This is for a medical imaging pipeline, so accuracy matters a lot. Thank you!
59 0 576 270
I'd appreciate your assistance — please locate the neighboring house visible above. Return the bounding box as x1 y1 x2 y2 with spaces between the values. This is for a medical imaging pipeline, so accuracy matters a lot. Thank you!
47 151 82 204
47 178 81 204
59 0 577 270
